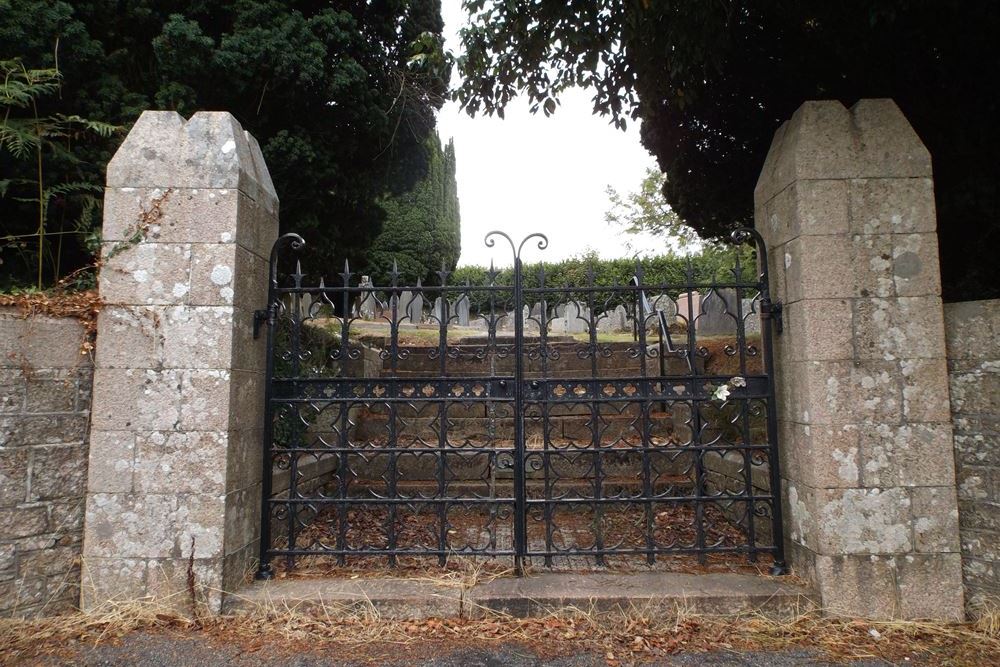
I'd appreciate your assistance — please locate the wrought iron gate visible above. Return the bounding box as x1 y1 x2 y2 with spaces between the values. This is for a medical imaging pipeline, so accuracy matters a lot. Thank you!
256 229 786 578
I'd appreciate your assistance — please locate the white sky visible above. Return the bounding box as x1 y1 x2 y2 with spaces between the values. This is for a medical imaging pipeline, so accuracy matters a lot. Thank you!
437 0 661 268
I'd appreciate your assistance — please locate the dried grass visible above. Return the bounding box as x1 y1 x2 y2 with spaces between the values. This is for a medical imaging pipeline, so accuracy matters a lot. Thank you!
3 596 998 666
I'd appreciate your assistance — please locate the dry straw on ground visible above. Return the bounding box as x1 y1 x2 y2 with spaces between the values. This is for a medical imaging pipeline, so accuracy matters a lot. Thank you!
2 594 998 666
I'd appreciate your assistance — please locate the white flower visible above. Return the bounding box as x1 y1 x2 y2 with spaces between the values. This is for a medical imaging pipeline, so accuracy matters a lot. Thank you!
730 376 747 388
712 384 731 402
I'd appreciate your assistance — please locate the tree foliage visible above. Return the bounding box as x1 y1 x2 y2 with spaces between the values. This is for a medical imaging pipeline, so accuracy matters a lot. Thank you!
366 133 461 285
1 0 452 286
456 1 1000 300
604 168 696 255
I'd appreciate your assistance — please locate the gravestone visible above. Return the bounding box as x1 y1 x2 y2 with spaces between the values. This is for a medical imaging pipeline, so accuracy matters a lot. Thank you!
742 298 761 334
407 280 424 323
396 291 412 325
433 296 447 323
358 276 377 320
698 288 738 336
675 291 701 328
613 304 629 331
455 294 471 327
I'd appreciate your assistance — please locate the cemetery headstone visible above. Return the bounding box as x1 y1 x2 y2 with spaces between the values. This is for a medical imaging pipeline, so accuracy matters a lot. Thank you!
455 294 471 327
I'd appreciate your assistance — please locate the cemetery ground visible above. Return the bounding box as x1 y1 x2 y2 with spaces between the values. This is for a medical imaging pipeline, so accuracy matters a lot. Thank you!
1 590 997 666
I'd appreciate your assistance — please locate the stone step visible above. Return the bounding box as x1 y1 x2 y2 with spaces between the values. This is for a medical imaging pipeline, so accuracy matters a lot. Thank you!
227 572 816 620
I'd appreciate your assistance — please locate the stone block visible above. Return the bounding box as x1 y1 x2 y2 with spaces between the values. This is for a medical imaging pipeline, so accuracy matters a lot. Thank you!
910 487 960 553
227 370 264 432
891 233 942 297
849 177 937 235
859 423 956 487
813 486 913 555
84 493 178 559
80 557 148 608
161 307 235 369
896 553 964 620
0 414 89 447
943 299 1000 361
86 431 135 494
0 448 28 504
0 312 87 369
223 484 260 556
225 428 263 495
175 494 226 560
189 243 237 307
94 306 162 370
783 298 853 362
99 242 193 306
90 368 182 431
794 359 902 426
849 99 933 179
0 506 47 539
814 553 899 618
29 445 88 501
24 377 78 413
781 422 860 488
178 370 232 430
134 431 228 495
852 297 946 361
900 357 951 422
47 500 85 536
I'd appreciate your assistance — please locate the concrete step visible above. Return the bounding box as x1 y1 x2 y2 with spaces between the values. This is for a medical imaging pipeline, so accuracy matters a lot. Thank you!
228 572 816 620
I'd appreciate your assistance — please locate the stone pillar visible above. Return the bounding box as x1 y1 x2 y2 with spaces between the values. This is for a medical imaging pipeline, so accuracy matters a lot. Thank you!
82 111 277 611
755 100 963 619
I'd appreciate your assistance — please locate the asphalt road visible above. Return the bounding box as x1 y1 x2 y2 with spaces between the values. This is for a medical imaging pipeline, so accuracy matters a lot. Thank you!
22 631 900 667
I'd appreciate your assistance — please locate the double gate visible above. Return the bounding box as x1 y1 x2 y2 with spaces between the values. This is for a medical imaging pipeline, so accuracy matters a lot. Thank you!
255 230 786 577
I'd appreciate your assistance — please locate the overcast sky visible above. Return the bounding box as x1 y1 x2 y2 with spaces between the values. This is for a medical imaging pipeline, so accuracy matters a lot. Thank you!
437 0 661 268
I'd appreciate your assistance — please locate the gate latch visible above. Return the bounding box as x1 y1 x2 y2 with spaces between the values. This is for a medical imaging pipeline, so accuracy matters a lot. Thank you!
761 299 784 335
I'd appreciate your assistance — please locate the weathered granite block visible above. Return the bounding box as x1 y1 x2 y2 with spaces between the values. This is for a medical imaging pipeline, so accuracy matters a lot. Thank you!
84 111 278 613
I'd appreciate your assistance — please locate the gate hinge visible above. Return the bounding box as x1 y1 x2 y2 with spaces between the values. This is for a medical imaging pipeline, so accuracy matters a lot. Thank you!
253 308 270 340
761 300 783 334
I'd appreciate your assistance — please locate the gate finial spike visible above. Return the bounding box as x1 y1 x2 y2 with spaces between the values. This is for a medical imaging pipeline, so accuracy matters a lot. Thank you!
293 260 304 287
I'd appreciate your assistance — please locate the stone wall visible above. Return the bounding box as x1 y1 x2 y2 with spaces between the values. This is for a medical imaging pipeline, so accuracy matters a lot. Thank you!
0 309 93 618
945 299 1000 613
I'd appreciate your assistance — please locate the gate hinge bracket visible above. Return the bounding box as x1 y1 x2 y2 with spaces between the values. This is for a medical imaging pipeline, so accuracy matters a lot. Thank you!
761 300 784 335
253 308 270 340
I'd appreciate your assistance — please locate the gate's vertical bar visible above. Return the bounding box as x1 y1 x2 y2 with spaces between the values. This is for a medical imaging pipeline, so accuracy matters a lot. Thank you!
285 261 307 571
684 258 707 563
255 235 295 580
387 262 401 566
732 253 758 561
585 266 605 566
336 261 352 565
435 269 450 566
513 255 527 575
635 263 655 565
538 266 554 567
738 229 788 575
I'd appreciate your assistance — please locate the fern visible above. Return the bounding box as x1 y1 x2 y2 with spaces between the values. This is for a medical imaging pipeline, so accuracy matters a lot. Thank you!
0 57 122 288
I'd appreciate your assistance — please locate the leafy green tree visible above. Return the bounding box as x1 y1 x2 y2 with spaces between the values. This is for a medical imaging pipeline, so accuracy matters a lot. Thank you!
0 0 452 286
366 133 461 284
455 1 1000 300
